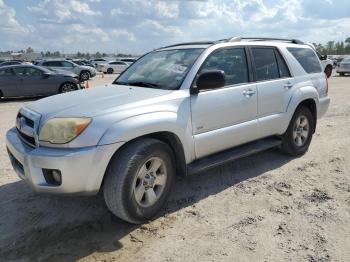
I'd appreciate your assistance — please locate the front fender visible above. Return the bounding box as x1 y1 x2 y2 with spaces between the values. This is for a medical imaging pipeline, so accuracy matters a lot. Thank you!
98 111 195 163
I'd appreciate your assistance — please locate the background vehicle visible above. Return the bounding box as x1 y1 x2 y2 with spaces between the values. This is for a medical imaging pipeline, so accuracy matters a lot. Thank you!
90 58 107 67
97 61 129 74
336 57 350 76
317 52 333 78
0 60 23 67
0 64 81 98
119 58 137 65
6 37 330 224
37 60 96 81
73 59 95 68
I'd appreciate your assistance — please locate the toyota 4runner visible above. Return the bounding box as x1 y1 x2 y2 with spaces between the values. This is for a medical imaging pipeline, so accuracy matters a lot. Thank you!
6 37 330 224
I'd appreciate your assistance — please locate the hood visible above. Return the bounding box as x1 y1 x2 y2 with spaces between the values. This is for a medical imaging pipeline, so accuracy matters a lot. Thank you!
26 84 173 119
80 65 95 71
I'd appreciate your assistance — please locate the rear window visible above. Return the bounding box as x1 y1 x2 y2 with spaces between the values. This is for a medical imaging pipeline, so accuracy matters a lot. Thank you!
287 47 322 74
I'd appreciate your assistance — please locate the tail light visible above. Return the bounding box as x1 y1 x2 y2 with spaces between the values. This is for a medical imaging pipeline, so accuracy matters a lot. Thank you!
325 73 329 95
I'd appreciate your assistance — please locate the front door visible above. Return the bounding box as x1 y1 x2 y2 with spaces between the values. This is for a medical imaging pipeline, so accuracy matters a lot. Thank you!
190 47 259 159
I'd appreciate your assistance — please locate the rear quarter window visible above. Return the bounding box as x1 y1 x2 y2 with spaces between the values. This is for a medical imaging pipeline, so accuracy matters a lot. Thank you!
287 47 322 74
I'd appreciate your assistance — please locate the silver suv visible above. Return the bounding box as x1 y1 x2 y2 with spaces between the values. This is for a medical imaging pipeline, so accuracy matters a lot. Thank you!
37 60 97 81
6 37 330 224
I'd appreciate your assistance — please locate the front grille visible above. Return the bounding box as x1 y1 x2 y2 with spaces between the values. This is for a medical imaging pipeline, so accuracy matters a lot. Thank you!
16 128 36 147
17 113 34 128
16 108 41 148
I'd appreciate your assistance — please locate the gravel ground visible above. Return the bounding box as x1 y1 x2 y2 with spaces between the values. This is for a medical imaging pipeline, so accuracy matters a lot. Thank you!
0 74 349 262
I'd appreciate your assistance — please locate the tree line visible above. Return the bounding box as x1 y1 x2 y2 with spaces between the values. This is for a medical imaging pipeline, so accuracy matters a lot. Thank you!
313 38 350 55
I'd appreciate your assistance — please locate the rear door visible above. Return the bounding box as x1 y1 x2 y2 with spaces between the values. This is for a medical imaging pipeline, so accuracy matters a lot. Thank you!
0 68 16 97
191 47 259 158
249 46 295 137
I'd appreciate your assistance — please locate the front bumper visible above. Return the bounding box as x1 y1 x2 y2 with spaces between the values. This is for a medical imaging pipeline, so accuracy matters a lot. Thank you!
6 127 123 195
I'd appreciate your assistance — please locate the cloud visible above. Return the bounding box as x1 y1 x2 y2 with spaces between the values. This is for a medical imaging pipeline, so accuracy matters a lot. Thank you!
1 0 350 53
0 0 33 34
111 29 136 41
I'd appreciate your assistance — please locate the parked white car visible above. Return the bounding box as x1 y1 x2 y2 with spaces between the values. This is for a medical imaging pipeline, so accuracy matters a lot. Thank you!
97 61 129 74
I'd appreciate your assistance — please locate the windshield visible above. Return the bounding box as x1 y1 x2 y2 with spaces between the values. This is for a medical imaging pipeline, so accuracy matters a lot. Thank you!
114 48 204 90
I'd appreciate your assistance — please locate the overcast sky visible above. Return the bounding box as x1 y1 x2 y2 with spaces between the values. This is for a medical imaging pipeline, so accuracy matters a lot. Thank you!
1 0 349 54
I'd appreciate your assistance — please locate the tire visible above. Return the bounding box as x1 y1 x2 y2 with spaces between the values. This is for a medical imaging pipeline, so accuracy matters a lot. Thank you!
80 71 90 81
107 68 114 74
59 82 78 93
325 66 332 78
103 138 175 224
280 106 315 156
339 73 345 76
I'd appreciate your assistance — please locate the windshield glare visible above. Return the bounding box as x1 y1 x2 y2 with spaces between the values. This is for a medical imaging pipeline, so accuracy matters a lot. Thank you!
114 48 204 90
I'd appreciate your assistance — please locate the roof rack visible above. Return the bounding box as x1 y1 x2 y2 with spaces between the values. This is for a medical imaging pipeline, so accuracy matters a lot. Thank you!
225 37 304 44
156 41 215 50
155 37 304 50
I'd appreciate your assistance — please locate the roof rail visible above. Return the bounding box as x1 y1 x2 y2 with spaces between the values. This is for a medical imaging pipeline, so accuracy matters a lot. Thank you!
157 41 215 50
225 37 304 44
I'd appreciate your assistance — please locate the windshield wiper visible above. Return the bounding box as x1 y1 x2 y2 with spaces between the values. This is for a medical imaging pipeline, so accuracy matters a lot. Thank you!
128 81 159 88
113 81 129 86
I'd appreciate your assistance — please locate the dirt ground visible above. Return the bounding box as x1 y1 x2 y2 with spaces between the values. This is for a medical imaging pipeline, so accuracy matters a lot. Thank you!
0 74 349 262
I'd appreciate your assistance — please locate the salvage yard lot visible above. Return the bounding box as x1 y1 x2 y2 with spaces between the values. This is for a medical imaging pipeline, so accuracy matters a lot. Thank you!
0 75 349 261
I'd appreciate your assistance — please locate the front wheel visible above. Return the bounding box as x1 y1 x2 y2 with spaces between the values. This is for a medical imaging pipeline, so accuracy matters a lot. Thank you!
107 68 114 74
80 71 90 81
59 82 77 93
103 138 175 224
281 106 315 156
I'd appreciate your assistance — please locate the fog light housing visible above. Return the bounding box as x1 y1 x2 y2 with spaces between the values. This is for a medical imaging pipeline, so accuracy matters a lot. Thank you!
43 169 62 186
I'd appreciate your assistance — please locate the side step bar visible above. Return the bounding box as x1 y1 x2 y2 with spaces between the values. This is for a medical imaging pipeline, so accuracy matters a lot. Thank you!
187 137 282 176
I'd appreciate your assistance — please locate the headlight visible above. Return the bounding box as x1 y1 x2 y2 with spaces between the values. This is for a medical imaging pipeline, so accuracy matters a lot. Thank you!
39 118 91 144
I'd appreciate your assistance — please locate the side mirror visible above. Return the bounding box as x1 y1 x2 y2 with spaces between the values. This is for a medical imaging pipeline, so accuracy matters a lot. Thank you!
320 55 327 60
191 70 225 94
42 73 51 78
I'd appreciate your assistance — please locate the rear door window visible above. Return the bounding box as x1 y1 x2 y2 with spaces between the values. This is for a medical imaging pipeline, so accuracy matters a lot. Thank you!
61 61 74 68
287 47 322 73
43 61 62 67
0 68 14 76
251 48 279 81
274 50 291 78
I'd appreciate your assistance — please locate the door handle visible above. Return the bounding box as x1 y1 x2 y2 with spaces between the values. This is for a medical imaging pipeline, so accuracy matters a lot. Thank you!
284 82 293 89
243 89 255 97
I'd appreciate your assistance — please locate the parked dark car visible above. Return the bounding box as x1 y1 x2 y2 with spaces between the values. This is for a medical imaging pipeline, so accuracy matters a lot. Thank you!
0 60 23 67
0 65 83 99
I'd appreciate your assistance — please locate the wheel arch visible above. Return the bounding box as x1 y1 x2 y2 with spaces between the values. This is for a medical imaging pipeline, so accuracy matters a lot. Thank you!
284 87 319 134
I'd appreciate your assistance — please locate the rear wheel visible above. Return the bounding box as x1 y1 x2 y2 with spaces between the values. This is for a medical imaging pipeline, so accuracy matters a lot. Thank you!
107 68 114 74
325 65 332 78
281 106 315 156
103 138 175 224
59 82 77 93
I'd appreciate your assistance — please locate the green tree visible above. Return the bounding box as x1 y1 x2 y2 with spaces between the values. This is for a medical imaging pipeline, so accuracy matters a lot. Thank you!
26 47 34 53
